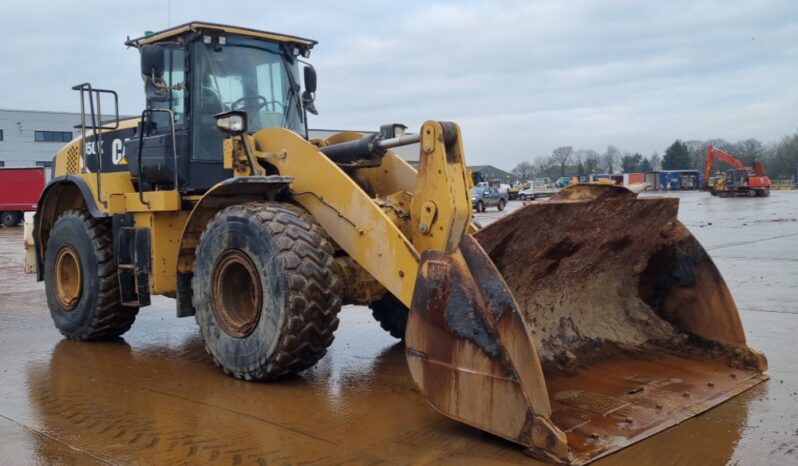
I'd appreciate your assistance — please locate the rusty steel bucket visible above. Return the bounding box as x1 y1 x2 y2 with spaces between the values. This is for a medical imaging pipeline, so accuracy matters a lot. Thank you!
405 184 767 464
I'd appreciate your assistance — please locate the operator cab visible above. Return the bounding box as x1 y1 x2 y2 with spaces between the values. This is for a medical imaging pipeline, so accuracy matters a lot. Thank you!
124 22 318 193
725 167 754 187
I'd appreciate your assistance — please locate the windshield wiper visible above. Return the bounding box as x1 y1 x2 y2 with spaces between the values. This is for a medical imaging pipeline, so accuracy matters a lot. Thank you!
281 64 303 128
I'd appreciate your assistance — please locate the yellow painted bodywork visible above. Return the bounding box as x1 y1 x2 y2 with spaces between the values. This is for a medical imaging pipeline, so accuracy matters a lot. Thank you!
133 211 190 294
410 122 471 254
47 118 188 296
52 171 186 294
254 130 421 305
250 121 470 307
53 118 140 176
45 113 471 309
69 172 181 214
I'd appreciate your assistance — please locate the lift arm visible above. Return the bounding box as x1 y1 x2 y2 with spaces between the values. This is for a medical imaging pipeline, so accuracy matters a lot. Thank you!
250 121 470 307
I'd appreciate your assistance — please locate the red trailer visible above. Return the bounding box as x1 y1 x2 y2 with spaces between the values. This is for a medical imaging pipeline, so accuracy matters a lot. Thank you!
0 167 46 226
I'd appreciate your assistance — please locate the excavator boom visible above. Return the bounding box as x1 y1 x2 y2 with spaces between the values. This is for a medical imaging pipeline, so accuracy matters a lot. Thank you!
705 145 771 196
705 145 744 186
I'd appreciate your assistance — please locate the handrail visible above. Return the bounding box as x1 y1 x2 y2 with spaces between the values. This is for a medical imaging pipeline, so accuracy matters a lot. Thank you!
136 108 179 208
71 83 120 208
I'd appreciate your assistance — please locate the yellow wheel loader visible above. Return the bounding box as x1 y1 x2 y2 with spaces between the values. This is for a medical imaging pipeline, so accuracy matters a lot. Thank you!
33 22 766 464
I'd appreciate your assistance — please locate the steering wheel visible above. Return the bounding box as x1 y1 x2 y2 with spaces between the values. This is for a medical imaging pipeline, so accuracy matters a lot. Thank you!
231 94 277 112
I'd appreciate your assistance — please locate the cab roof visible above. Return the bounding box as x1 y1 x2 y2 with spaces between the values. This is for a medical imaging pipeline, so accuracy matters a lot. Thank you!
125 21 317 48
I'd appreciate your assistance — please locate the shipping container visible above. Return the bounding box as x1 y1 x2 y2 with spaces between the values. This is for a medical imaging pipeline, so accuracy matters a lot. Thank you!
644 172 659 190
0 167 46 226
656 170 702 191
626 172 646 185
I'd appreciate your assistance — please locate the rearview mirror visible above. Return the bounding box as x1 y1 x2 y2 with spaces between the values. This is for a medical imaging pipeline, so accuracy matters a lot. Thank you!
140 45 165 78
302 66 318 115
303 65 317 93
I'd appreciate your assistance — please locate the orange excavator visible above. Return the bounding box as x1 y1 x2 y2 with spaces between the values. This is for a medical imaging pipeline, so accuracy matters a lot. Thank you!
704 145 771 197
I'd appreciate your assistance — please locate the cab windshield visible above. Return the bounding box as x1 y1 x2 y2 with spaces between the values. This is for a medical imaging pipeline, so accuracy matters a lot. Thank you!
193 36 305 160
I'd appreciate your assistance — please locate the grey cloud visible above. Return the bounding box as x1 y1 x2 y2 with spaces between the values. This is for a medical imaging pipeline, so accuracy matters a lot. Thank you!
1 0 795 169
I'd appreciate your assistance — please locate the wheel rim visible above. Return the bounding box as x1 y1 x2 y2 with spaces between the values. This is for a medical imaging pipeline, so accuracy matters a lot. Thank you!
211 249 262 338
54 245 82 310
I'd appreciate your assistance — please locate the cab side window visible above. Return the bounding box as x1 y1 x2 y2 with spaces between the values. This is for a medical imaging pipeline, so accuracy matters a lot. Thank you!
150 48 187 131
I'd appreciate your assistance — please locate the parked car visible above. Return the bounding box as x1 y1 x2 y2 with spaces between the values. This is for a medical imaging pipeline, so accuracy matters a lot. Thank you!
470 186 507 212
554 176 571 188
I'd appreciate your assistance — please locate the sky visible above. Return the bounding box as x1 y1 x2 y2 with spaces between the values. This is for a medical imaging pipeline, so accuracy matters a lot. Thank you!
0 0 796 170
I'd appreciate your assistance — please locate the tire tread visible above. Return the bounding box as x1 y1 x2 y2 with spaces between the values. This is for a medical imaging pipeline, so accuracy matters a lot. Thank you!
49 210 138 340
194 202 341 380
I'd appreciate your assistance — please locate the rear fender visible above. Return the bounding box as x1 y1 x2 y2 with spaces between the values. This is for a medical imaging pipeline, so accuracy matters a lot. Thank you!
34 176 105 281
174 176 293 317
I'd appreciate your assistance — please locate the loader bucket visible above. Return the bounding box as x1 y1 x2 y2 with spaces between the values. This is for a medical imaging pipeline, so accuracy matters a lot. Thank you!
406 184 767 465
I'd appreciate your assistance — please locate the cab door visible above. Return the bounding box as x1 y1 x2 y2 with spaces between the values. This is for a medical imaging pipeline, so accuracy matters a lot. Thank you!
126 45 190 192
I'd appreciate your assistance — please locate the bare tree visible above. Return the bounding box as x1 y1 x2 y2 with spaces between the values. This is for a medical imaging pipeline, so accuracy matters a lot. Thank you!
577 149 601 174
649 151 661 171
601 145 621 173
511 161 535 181
533 155 554 178
551 146 574 177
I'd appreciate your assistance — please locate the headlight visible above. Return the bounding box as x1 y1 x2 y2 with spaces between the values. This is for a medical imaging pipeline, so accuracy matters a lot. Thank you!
217 114 245 132
214 110 248 135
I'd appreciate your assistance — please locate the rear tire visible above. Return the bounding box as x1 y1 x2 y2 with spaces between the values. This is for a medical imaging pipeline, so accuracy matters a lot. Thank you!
370 293 408 340
498 199 506 211
44 210 138 340
192 202 341 380
1 211 19 227
476 201 484 212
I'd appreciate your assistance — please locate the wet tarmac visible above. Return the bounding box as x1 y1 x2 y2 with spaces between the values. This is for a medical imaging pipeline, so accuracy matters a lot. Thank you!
0 191 796 465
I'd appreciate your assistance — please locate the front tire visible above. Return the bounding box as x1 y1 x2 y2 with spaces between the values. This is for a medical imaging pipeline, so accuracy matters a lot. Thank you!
192 202 341 380
44 210 138 339
498 199 506 211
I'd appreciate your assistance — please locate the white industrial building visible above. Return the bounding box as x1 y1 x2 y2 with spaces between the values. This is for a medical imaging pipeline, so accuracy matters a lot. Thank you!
0 109 418 177
0 109 83 170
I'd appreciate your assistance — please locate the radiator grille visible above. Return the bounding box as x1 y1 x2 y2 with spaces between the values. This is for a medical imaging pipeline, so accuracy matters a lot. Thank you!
65 144 80 174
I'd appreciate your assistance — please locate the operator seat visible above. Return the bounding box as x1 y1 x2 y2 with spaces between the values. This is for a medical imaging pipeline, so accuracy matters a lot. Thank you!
195 76 226 160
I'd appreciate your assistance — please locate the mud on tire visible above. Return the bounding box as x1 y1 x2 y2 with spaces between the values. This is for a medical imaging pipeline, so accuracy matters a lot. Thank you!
192 202 341 380
44 210 138 339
